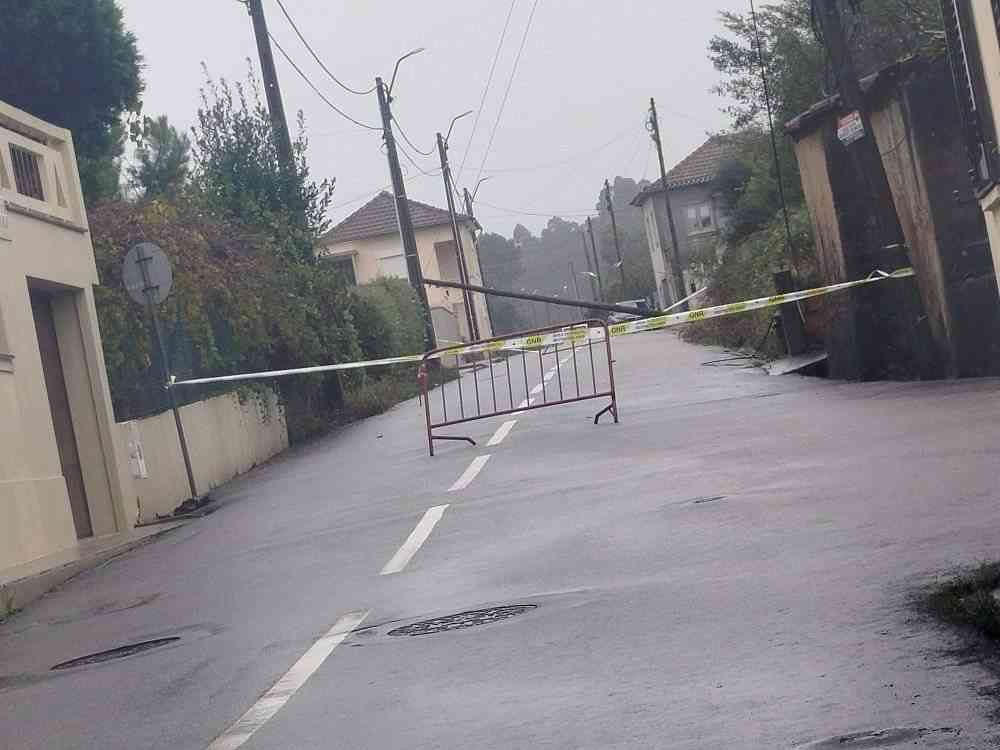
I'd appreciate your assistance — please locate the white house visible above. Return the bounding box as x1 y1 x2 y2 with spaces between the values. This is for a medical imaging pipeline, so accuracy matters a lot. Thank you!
316 191 492 345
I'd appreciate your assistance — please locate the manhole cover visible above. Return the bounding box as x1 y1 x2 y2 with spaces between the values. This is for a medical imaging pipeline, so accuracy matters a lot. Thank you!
51 637 180 671
388 605 537 636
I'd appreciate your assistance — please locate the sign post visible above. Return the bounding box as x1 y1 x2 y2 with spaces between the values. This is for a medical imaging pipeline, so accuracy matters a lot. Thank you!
123 242 199 503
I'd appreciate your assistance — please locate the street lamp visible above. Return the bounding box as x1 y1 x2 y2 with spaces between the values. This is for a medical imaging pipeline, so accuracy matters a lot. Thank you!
445 110 474 145
389 47 425 94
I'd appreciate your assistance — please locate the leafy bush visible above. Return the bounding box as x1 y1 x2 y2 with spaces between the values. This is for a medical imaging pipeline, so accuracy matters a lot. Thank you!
91 199 426 443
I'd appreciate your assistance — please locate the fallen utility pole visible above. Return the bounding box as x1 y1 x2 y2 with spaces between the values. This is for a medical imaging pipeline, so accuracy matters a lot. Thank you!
586 217 605 302
604 179 627 295
437 131 479 340
247 0 294 169
648 97 686 307
376 76 437 350
423 277 663 318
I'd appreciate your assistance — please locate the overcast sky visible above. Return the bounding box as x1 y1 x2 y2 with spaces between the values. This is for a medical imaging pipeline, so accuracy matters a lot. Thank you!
119 0 745 236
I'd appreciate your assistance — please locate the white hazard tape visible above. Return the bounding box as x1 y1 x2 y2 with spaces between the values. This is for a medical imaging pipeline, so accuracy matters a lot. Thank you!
170 268 914 388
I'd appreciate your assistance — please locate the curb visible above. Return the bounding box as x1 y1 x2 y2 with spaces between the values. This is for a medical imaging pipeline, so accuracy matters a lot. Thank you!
0 523 185 621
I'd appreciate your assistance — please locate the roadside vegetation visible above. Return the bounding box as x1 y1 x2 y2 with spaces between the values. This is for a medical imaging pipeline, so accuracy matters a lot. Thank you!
684 0 942 353
925 563 1000 642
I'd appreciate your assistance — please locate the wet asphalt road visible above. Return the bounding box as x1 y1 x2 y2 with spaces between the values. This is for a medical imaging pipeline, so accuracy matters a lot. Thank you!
2 332 1000 749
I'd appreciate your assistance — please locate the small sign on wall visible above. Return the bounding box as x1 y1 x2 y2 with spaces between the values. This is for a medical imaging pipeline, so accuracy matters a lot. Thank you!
837 110 866 146
125 421 149 479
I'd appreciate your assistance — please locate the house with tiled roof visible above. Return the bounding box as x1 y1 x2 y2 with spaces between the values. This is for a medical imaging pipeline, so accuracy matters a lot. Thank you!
631 136 735 308
316 191 491 344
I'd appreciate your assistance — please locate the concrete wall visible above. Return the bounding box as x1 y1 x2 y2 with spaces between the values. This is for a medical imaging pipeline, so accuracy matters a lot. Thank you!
970 0 1000 291
318 220 492 344
116 389 288 525
0 100 128 574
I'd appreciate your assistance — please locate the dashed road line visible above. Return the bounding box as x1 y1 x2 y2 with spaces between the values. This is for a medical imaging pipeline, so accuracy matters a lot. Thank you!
206 610 369 750
487 420 518 446
449 455 491 492
530 384 544 396
380 505 449 575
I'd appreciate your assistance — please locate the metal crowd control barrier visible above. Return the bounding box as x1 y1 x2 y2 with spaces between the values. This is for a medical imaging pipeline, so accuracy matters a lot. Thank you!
418 319 618 456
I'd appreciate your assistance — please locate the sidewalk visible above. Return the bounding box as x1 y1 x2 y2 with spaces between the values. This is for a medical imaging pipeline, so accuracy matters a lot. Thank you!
0 522 184 618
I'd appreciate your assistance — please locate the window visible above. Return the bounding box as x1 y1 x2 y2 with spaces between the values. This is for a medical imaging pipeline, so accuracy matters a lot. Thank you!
378 254 408 279
9 144 44 201
942 0 999 191
326 254 357 285
686 203 713 231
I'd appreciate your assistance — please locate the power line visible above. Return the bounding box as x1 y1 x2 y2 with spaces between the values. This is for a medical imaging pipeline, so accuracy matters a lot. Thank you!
273 0 376 96
392 116 436 156
397 140 442 177
482 129 632 174
268 32 381 131
473 0 542 186
476 198 593 218
457 0 519 183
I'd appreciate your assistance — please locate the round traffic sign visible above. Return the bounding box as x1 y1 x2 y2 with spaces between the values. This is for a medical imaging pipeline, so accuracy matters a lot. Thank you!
123 242 173 306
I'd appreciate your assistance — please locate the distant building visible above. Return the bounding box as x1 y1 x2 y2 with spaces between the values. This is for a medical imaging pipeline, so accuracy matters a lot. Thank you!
316 191 492 344
0 99 129 573
631 137 734 309
940 0 1000 295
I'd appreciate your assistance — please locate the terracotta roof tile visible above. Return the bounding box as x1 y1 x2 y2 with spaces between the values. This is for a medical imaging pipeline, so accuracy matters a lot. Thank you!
319 191 473 245
630 137 735 206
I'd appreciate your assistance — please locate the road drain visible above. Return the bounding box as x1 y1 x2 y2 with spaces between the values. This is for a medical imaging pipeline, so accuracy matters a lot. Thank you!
51 637 180 671
388 605 537 636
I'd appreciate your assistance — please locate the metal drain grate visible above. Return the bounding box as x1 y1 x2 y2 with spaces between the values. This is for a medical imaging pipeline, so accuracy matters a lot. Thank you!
51 637 180 671
388 605 537 636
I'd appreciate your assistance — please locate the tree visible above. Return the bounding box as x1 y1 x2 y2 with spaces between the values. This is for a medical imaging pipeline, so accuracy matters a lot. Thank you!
190 68 334 263
128 116 191 200
0 0 143 204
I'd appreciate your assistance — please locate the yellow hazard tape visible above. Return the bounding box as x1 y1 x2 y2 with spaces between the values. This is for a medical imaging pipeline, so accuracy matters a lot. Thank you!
171 268 914 387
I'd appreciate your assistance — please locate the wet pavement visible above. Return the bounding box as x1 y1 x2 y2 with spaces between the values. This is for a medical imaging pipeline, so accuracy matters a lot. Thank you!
2 331 1000 749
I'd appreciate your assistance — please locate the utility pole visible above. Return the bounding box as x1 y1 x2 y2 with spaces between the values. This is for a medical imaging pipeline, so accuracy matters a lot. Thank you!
437 132 479 340
580 230 597 301
376 77 437 349
463 187 494 335
570 262 582 301
811 0 900 245
604 178 627 298
247 0 294 168
586 217 605 303
648 97 686 308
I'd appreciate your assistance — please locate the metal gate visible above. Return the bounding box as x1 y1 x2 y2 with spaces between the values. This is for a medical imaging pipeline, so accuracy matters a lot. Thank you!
418 319 618 456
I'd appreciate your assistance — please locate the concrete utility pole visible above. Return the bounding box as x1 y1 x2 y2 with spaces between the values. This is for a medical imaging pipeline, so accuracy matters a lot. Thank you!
648 97 686 308
604 179 627 298
586 217 605 303
811 0 900 244
376 76 437 350
247 0 294 169
570 262 582 301
437 131 478 340
580 230 597 301
463 187 494 335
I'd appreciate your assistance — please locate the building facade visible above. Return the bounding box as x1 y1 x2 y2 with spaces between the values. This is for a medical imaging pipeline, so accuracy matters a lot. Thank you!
0 100 128 572
631 137 733 309
940 0 1000 293
316 192 492 345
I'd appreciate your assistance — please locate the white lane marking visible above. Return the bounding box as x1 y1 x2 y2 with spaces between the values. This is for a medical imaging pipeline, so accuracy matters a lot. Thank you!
487 420 518 447
380 505 449 575
516 398 530 409
530 384 544 395
559 356 572 366
449 455 491 492
206 610 369 750
543 371 555 382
